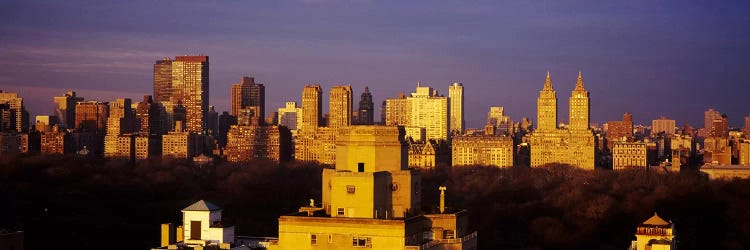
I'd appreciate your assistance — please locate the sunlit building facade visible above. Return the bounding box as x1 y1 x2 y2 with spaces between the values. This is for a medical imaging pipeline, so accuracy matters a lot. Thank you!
225 125 292 163
385 93 408 126
171 55 209 133
328 85 352 129
452 135 514 167
612 141 647 170
407 84 448 141
448 82 464 135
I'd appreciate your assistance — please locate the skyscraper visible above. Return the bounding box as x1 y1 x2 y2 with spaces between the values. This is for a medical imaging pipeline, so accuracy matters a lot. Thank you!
357 86 374 125
537 72 557 131
301 85 322 130
0 91 29 133
652 116 676 136
407 83 448 141
329 85 352 129
53 91 83 129
230 77 265 122
448 82 464 134
106 98 134 135
569 72 590 131
171 55 209 133
153 58 173 103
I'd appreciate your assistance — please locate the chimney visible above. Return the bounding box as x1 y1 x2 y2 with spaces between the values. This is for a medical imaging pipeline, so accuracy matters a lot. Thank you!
439 186 447 213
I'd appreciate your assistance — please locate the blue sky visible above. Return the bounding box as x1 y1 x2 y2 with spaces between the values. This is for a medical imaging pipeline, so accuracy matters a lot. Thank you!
1 0 748 128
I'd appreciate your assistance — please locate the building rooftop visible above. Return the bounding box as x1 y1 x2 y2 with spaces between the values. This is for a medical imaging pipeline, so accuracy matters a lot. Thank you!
642 212 670 226
182 200 222 211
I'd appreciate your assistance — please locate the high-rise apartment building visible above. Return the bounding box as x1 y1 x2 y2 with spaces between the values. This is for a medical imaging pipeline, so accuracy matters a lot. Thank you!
106 98 134 135
528 72 595 169
705 108 722 133
53 91 83 129
301 85 322 130
329 85 352 129
162 121 198 159
277 101 302 131
407 84 448 141
569 72 590 131
448 82 464 134
153 58 173 103
651 116 676 136
75 101 109 133
709 114 728 138
385 93 408 126
0 91 29 133
356 86 374 125
607 112 634 141
744 115 750 136
41 125 68 154
452 135 514 167
136 95 162 135
171 55 209 133
225 125 292 162
230 77 265 122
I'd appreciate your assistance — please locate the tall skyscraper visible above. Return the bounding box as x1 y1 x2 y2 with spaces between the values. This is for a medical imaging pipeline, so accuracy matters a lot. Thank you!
206 106 219 135
710 114 729 138
230 77 265 122
153 58 173 103
301 85 322 130
217 112 237 148
407 83 448 141
569 72 590 131
329 85 352 129
744 114 750 136
0 91 29 133
448 82 464 134
171 55 209 133
357 86 374 125
53 91 83 129
537 72 557 131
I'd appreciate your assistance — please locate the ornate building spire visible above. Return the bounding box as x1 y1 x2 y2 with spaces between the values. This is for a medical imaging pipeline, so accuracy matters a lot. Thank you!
574 71 585 91
543 71 554 91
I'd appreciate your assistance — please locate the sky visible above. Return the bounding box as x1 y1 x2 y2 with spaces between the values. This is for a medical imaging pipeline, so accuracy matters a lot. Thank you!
1 0 749 128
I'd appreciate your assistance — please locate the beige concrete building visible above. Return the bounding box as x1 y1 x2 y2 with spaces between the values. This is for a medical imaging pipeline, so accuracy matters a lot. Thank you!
448 82 464 135
407 84 449 141
630 213 675 250
268 125 477 250
225 125 292 162
329 86 353 129
612 141 647 170
452 135 514 167
528 72 596 169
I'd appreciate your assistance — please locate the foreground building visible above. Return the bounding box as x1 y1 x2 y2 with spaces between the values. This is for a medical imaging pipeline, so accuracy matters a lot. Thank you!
155 200 235 249
630 213 675 250
268 125 477 250
527 72 596 169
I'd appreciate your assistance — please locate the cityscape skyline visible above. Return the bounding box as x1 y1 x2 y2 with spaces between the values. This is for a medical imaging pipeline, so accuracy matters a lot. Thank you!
2 1 749 128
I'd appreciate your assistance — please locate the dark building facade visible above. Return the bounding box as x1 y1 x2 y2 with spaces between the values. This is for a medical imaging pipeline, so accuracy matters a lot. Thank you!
356 86 374 125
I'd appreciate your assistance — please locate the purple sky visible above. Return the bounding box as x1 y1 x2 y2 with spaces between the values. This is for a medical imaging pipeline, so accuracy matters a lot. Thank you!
1 0 749 128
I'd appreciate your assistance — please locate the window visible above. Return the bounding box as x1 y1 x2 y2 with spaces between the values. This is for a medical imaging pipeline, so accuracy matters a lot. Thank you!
358 162 365 172
311 234 317 245
443 230 455 239
328 235 333 243
337 208 345 216
352 236 372 247
346 185 356 194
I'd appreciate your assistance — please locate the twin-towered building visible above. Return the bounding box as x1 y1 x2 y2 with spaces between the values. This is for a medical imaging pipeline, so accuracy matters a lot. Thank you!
527 72 596 169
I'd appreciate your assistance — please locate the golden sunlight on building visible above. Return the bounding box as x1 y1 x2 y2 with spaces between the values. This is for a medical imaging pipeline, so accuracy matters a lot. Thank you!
630 213 675 250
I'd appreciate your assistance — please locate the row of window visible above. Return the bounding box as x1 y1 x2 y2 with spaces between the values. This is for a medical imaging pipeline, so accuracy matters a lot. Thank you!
310 234 372 247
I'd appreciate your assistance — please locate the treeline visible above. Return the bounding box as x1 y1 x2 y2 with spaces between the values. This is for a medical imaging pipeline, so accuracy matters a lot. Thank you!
1 154 749 249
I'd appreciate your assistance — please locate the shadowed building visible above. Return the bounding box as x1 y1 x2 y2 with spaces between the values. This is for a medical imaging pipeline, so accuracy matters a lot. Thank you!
153 58 173 103
53 91 83 129
230 77 265 123
0 91 29 133
75 101 108 133
225 125 292 162
356 86 374 125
